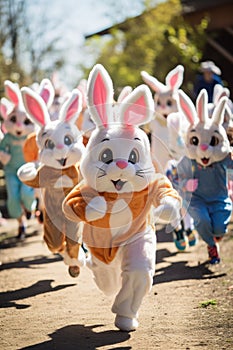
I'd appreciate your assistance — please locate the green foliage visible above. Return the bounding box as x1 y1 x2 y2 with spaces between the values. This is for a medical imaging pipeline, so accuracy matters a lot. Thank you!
84 0 209 96
199 299 217 308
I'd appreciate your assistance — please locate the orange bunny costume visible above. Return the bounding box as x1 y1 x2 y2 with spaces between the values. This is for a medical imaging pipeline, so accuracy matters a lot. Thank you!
18 88 86 277
63 64 181 331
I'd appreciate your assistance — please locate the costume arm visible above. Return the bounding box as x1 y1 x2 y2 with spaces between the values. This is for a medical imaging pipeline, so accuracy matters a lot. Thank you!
63 182 107 223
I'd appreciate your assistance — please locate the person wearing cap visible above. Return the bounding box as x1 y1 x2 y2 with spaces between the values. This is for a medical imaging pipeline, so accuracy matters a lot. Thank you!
193 60 223 103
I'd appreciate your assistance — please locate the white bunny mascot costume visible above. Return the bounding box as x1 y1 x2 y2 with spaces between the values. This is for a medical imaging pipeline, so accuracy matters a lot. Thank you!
17 87 86 277
63 64 181 331
176 89 232 264
141 65 184 172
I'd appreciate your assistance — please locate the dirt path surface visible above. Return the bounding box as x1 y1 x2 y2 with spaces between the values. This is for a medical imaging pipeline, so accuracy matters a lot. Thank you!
0 218 232 350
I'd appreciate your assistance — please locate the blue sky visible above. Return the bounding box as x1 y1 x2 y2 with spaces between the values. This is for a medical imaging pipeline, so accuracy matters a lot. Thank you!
25 1 166 88
26 0 148 88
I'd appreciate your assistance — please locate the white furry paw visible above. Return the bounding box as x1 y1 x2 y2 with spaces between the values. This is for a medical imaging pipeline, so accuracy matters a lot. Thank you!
85 196 107 221
154 197 181 224
17 162 37 181
115 315 139 332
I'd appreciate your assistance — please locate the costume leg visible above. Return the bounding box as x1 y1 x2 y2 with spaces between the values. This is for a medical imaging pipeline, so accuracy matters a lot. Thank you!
5 174 22 218
43 212 66 253
188 200 214 246
65 220 86 267
112 228 156 320
20 182 36 212
210 200 232 239
88 252 122 296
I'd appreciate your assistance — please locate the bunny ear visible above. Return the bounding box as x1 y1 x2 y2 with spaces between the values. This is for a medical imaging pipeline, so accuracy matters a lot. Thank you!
119 85 154 126
178 89 197 125
77 79 87 109
196 89 208 123
140 71 166 93
0 98 14 119
117 86 133 103
165 65 184 91
21 87 50 127
212 96 228 126
87 64 114 127
38 79 55 108
59 89 82 124
223 104 232 126
4 80 21 106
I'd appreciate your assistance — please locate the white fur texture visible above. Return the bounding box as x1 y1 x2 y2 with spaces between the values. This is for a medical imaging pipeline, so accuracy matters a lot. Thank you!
178 89 231 167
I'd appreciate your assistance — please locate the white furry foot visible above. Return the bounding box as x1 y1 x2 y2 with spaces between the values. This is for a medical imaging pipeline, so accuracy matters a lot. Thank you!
115 315 139 332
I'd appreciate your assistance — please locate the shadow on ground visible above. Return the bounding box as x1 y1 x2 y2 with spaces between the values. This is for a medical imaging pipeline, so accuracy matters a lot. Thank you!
0 228 40 248
0 279 76 309
0 253 62 271
19 324 131 350
154 244 227 286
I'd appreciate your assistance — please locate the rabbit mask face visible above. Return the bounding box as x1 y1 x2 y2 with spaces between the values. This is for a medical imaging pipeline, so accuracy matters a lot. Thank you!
21 87 85 169
178 89 231 167
81 64 155 193
82 124 153 193
141 65 184 119
154 90 178 118
37 120 84 169
0 80 34 137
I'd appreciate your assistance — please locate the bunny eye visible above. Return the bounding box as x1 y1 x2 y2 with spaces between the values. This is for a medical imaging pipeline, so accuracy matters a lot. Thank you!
128 149 139 164
190 136 199 146
64 135 73 146
100 148 113 164
45 139 55 150
10 115 17 123
167 100 172 107
24 118 32 126
210 136 219 146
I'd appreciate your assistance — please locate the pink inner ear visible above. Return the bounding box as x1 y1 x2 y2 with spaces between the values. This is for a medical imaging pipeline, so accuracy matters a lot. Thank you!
180 97 194 124
65 97 78 122
197 98 203 122
25 94 45 125
40 88 50 104
124 95 146 125
5 86 19 106
169 71 179 90
0 104 7 119
93 73 108 126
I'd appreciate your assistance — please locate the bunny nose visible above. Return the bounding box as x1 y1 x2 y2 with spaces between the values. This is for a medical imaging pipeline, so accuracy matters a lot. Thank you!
200 144 208 151
116 160 128 169
56 143 64 149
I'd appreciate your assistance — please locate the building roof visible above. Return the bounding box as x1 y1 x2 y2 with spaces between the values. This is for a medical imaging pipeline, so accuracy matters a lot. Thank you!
84 0 233 39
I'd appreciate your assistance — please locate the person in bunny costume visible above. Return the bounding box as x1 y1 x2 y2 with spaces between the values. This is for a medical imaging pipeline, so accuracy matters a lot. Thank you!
63 64 181 331
23 78 56 223
17 87 86 277
0 80 36 239
176 88 233 264
141 65 184 172
141 66 197 250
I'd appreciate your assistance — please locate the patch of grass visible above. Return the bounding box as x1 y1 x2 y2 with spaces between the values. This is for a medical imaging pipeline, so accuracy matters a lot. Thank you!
199 299 217 308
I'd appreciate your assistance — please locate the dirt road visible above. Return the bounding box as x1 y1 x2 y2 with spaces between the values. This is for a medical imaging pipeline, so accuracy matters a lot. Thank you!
0 218 232 350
